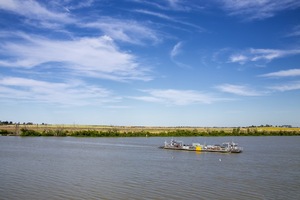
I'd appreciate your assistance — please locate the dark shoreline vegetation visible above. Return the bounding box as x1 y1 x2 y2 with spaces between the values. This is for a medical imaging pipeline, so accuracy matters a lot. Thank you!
1 125 300 137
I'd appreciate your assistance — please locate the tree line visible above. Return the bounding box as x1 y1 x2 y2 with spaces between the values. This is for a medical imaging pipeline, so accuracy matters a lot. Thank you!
0 128 299 137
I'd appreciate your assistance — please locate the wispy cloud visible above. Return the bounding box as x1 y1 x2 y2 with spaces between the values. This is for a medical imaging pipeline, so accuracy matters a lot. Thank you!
64 0 94 10
0 1 161 45
0 0 74 24
166 0 184 10
216 84 265 96
133 0 195 11
132 89 219 105
228 48 300 64
135 9 172 20
219 0 300 20
286 25 300 37
0 32 151 81
0 76 119 106
250 48 300 61
260 69 300 78
229 54 248 64
170 42 183 58
134 9 204 32
268 81 300 92
170 42 190 68
82 17 161 45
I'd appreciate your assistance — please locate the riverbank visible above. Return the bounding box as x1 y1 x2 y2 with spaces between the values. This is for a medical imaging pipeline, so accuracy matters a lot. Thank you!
1 124 299 137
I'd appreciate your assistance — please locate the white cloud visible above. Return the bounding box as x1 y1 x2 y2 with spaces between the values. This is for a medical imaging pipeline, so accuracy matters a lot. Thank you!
229 48 300 64
169 41 191 68
260 69 300 78
249 48 299 61
0 76 119 106
0 32 151 81
0 1 162 45
83 17 161 45
220 0 300 20
0 0 74 24
167 0 181 9
64 0 94 10
229 54 248 64
165 0 205 12
286 25 300 37
268 81 300 92
134 0 192 11
135 9 173 20
132 89 219 105
216 84 264 96
134 9 204 32
170 42 183 58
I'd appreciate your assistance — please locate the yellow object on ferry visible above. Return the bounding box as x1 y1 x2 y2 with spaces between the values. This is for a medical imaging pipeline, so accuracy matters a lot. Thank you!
196 146 202 151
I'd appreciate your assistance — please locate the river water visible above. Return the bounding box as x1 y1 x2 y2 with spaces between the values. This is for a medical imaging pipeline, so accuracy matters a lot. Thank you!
0 136 299 200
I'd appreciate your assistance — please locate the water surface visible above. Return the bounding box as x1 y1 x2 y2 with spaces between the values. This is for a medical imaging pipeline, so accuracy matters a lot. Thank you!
1 136 299 199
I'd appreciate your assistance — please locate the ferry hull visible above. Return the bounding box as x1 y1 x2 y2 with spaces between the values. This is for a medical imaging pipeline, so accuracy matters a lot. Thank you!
161 147 242 153
160 139 243 153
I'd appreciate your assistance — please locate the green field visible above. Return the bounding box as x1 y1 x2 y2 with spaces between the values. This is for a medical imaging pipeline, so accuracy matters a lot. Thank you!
1 124 299 137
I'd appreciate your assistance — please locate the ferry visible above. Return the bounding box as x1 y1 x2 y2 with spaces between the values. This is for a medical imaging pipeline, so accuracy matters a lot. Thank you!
160 139 243 153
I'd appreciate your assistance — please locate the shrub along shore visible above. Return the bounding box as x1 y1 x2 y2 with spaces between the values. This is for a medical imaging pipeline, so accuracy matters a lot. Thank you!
0 124 299 137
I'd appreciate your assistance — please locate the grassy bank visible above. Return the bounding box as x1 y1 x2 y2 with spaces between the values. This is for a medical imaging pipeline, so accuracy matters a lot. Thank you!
1 124 300 137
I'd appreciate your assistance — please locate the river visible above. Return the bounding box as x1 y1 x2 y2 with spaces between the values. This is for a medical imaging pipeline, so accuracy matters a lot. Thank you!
0 136 299 200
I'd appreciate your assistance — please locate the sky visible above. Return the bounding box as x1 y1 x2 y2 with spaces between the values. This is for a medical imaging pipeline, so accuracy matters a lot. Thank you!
0 0 300 127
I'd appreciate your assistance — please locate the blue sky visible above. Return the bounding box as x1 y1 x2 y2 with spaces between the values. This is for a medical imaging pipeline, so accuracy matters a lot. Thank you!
1 0 300 127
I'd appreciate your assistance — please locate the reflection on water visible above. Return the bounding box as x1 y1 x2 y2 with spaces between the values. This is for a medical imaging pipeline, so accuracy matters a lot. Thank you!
1 136 300 200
